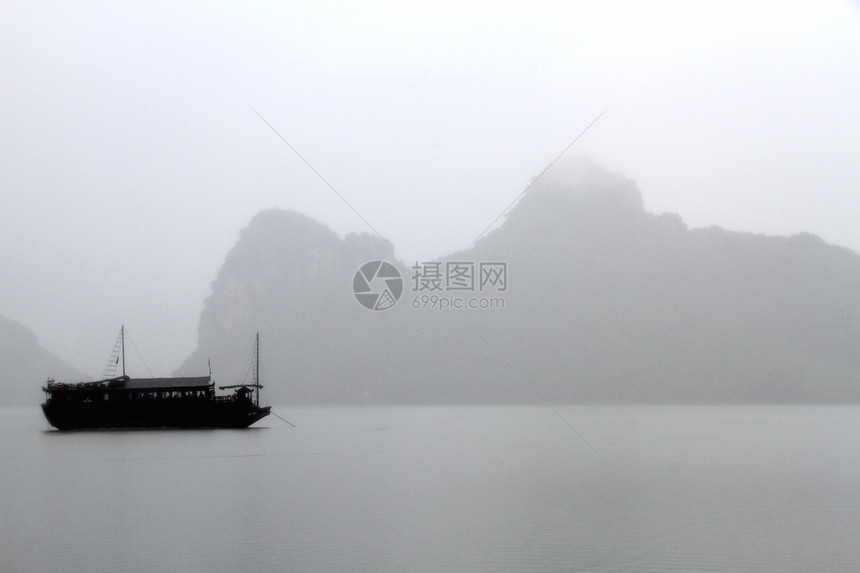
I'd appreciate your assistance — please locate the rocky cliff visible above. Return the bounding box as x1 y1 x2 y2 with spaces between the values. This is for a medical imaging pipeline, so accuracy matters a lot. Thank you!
177 158 860 404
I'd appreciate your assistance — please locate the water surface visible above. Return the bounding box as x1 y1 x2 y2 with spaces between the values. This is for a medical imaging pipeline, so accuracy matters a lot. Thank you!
2 405 859 572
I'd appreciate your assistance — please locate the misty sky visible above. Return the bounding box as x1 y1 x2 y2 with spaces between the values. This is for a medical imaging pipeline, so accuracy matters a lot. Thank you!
2 1 859 377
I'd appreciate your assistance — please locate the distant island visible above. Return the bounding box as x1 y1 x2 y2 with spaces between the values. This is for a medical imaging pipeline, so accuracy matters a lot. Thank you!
4 157 859 406
0 316 83 406
174 157 860 404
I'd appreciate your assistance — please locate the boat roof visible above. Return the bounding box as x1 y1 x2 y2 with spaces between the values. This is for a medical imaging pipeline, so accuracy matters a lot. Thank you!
121 376 212 390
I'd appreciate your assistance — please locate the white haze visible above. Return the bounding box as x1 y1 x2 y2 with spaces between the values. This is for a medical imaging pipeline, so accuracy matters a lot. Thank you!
1 1 859 376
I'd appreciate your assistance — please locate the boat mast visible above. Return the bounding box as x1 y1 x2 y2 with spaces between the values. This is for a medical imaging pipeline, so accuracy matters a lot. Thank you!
255 332 260 407
121 324 126 377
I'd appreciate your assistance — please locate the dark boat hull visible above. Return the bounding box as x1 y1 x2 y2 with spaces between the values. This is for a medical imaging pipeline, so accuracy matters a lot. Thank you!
42 399 271 430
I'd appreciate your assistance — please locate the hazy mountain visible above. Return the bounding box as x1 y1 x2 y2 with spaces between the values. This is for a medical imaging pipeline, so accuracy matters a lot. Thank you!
457 158 860 402
178 158 860 404
0 316 84 406
175 209 399 399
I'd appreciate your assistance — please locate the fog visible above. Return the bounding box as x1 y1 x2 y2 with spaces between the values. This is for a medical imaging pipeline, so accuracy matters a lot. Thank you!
2 1 859 376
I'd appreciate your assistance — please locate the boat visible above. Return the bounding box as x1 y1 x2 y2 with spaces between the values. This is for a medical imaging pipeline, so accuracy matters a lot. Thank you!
41 327 271 430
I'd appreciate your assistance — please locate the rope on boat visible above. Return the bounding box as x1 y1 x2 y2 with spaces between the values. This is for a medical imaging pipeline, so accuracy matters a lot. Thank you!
253 108 391 246
471 106 609 246
270 410 296 427
124 327 155 378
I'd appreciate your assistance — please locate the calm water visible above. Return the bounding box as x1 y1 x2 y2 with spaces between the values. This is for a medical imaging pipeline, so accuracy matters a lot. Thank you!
2 405 859 572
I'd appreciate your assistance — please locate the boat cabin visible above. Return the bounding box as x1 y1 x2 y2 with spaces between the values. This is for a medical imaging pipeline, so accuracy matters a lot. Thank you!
43 375 215 404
